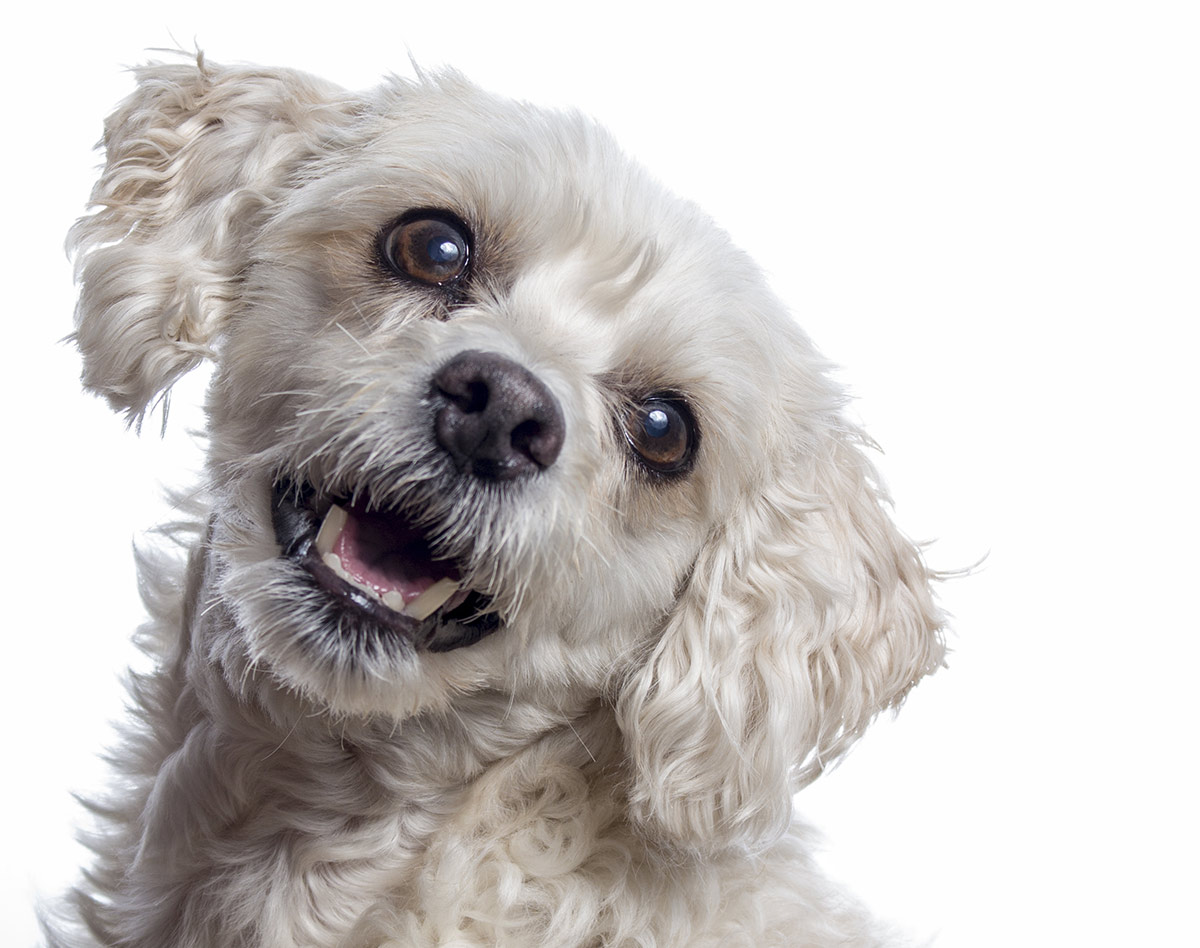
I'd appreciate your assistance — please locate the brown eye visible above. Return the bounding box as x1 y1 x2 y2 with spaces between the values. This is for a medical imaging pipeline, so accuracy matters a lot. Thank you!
624 397 697 475
379 211 472 286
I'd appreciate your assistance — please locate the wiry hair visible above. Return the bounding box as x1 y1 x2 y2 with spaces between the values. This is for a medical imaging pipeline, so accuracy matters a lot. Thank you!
48 52 945 947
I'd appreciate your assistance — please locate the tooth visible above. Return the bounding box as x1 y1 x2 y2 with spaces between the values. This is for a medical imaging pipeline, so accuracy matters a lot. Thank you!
322 551 346 577
382 591 407 612
315 505 348 556
403 578 462 621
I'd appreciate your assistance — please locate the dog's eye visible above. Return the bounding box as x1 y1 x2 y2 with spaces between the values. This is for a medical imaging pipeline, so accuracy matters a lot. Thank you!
624 397 696 475
379 212 472 286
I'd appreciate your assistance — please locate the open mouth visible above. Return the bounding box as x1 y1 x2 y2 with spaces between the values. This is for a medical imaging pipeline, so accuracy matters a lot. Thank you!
271 478 500 652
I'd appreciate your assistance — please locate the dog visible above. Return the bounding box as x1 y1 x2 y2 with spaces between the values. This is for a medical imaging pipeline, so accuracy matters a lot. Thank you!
48 53 946 947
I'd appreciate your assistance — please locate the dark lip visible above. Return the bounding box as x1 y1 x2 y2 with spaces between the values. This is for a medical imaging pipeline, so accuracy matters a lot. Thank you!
270 477 501 653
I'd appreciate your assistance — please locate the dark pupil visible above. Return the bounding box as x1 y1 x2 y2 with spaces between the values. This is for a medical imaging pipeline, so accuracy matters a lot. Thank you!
643 408 671 439
427 236 461 265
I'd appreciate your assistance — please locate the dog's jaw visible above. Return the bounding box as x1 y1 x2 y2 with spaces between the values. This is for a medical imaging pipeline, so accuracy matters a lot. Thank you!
269 476 501 653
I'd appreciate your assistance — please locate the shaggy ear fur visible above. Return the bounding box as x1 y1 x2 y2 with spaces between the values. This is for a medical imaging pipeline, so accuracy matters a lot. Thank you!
617 427 945 854
68 54 354 424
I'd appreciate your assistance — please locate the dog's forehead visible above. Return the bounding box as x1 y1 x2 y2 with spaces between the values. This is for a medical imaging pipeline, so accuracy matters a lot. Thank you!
360 76 635 219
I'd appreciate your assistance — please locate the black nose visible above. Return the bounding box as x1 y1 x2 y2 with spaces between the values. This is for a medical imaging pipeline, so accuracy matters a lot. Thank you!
432 350 566 481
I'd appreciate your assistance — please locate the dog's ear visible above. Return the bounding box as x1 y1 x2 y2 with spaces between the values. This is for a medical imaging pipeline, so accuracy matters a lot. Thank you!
616 426 945 854
68 54 355 425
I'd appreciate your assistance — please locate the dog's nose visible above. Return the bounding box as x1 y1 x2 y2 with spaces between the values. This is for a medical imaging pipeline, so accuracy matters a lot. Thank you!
432 350 565 481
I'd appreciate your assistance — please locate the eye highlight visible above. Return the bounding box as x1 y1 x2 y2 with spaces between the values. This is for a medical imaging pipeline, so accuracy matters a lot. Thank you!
624 396 697 475
378 211 472 287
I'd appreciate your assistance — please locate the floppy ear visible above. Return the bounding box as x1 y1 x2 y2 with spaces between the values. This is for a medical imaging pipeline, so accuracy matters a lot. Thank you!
616 425 945 854
68 54 354 425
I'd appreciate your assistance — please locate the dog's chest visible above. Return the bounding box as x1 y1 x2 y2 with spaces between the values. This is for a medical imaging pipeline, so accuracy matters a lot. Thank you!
159 728 618 947
237 743 643 947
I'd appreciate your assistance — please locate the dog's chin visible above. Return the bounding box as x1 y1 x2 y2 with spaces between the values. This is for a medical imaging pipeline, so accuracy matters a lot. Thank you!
269 476 502 656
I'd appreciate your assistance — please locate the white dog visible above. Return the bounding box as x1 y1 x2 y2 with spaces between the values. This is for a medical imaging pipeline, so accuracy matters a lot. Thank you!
48 53 945 947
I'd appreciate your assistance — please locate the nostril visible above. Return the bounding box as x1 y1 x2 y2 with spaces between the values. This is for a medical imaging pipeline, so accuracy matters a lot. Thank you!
439 378 489 414
510 418 550 467
432 350 565 481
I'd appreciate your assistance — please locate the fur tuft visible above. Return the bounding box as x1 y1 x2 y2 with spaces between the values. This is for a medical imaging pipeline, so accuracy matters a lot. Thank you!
67 54 354 424
618 424 945 853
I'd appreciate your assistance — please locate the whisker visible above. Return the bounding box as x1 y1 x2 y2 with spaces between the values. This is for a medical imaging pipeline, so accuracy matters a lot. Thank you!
562 714 596 764
333 320 373 355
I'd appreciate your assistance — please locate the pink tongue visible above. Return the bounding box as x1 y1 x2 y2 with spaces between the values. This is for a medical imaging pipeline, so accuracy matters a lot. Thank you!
332 506 457 606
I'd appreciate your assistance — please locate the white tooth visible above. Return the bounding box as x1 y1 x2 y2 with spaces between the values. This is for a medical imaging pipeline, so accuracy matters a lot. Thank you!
323 550 382 601
382 591 407 612
403 578 461 621
322 552 346 577
315 505 348 556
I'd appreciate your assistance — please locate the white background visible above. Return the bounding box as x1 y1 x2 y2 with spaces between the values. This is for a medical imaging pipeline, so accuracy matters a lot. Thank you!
3 3 1197 945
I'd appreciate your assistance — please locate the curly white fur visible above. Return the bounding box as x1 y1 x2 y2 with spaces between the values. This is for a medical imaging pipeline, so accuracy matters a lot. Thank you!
46 53 945 948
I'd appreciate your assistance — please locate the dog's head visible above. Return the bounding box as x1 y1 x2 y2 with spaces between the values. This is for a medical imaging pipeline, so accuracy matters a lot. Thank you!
71 56 944 853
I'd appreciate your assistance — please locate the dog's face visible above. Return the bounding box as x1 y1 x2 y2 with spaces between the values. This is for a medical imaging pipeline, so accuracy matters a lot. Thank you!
72 58 943 851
